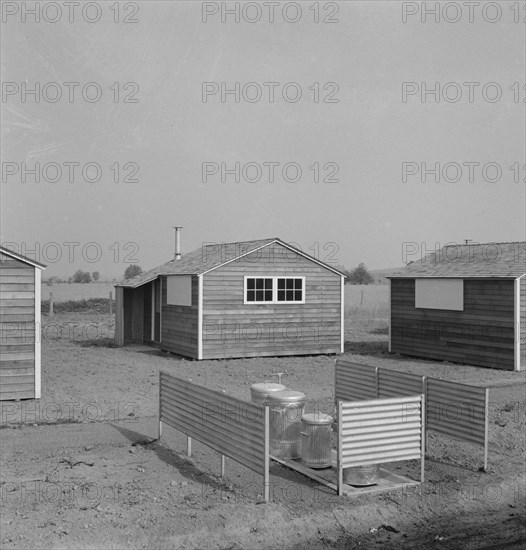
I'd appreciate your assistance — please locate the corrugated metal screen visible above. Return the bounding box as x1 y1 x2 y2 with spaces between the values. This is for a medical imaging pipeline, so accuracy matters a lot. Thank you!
159 371 268 475
335 360 377 401
335 360 489 461
426 377 488 446
378 368 425 398
339 395 424 468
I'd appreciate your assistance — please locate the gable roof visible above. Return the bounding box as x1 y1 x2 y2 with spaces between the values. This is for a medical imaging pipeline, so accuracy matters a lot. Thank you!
117 238 346 288
0 246 46 269
388 242 526 279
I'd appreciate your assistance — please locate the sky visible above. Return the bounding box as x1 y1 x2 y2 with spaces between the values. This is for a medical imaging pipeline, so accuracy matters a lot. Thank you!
1 0 525 279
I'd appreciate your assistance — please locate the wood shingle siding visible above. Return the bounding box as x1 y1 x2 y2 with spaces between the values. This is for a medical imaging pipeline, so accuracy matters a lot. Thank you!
115 238 345 360
160 276 199 358
520 278 525 368
390 278 516 370
201 243 341 359
0 255 37 399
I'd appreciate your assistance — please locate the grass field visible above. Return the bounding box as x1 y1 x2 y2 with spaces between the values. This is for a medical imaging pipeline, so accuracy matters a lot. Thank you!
344 284 389 316
42 282 389 316
41 282 116 302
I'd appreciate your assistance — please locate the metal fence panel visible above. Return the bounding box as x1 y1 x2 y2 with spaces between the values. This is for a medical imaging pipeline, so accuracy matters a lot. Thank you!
159 371 267 475
426 377 487 447
339 395 423 468
378 368 425 398
335 360 378 402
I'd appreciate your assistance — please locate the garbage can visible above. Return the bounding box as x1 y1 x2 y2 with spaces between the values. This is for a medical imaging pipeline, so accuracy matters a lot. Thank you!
300 412 333 469
343 464 380 486
268 390 305 460
250 382 287 405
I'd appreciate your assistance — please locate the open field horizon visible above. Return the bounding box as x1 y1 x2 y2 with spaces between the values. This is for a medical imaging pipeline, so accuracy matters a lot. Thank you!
41 282 390 317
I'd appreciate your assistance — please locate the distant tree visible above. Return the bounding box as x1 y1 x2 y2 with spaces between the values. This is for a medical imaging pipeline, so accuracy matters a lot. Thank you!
334 264 353 283
92 271 100 282
73 269 92 283
124 265 142 280
347 263 374 285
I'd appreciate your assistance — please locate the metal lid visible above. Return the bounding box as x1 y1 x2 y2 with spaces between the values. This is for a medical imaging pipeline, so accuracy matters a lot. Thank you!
267 389 305 403
250 383 286 393
301 412 333 425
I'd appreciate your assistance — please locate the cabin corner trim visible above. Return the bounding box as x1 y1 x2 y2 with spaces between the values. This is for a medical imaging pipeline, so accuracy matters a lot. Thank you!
197 274 203 360
515 276 522 371
34 267 41 398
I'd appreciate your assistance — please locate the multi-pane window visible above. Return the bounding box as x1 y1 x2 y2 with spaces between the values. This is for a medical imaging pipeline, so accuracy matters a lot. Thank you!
277 278 303 302
246 277 273 302
244 277 305 304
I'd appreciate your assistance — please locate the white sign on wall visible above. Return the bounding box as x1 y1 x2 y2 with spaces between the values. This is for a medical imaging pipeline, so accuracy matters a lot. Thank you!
415 278 464 311
166 275 192 306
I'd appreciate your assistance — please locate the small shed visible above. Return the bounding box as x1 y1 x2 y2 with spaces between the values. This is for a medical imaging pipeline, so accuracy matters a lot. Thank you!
388 242 525 371
0 246 45 400
115 238 345 359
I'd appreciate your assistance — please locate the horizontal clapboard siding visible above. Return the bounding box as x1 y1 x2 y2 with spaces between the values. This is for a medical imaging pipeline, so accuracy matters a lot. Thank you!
0 254 36 400
390 278 516 370
201 243 342 359
159 371 267 475
160 276 199 358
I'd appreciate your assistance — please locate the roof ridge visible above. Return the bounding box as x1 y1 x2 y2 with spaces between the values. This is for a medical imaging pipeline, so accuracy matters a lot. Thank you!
442 241 525 246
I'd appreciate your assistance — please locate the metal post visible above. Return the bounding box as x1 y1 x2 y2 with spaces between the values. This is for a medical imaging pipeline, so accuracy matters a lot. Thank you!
220 455 226 478
421 394 426 483
337 401 343 496
187 435 192 458
49 291 54 316
423 377 428 454
109 291 113 315
264 406 270 502
158 371 162 441
483 388 489 472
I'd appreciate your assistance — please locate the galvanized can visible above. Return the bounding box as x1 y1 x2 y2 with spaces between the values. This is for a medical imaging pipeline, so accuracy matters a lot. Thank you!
300 412 333 469
343 464 380 486
250 383 287 405
268 390 305 460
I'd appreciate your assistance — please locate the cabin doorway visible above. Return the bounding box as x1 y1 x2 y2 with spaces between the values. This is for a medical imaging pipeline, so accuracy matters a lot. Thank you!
142 279 161 345
152 278 161 342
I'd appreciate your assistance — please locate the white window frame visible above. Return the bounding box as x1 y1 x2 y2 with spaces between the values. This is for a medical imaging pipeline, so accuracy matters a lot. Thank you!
243 276 306 305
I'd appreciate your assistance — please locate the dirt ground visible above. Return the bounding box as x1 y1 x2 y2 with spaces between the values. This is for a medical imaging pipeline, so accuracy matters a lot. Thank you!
1 311 525 549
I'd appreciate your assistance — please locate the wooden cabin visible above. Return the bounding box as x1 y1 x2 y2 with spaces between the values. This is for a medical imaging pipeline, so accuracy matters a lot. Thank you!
388 242 525 371
0 246 45 400
115 238 345 359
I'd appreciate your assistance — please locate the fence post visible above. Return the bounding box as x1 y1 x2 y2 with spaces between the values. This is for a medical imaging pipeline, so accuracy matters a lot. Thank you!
264 406 270 502
420 394 426 483
109 291 113 315
158 371 162 441
483 388 489 472
49 291 54 316
423 377 428 454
